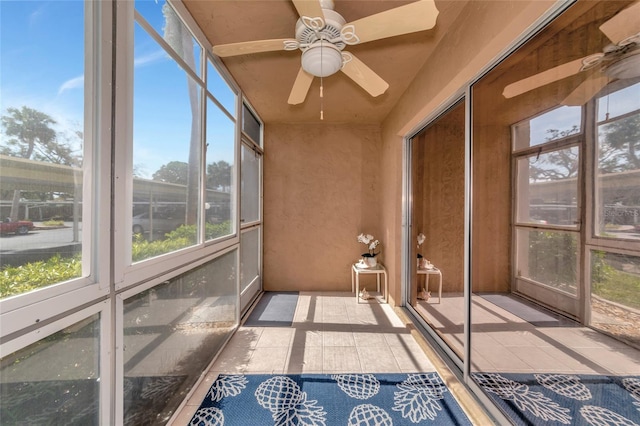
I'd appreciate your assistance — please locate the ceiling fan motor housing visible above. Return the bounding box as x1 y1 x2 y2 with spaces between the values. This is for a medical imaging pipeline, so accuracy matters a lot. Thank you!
296 7 348 77
295 8 346 50
605 48 640 80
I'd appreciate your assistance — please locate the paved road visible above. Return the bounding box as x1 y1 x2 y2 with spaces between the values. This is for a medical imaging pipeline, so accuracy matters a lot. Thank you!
0 223 81 253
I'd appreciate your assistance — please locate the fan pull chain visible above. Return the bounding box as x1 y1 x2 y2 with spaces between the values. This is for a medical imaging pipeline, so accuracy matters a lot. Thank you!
320 83 324 120
320 39 324 120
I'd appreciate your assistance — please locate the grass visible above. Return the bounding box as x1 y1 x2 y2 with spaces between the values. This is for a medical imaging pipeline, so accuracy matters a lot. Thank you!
593 268 640 311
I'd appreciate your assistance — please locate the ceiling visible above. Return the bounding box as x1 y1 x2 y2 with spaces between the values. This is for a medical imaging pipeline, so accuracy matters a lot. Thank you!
183 0 470 124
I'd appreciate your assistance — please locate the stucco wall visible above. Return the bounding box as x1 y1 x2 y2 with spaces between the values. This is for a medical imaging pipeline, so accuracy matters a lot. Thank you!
263 123 383 291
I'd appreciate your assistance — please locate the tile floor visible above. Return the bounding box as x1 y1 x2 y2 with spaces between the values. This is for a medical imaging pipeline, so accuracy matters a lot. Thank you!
416 294 640 375
170 291 487 425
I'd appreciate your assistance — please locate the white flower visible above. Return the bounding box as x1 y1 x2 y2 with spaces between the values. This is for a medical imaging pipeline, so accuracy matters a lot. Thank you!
357 233 372 244
358 233 381 256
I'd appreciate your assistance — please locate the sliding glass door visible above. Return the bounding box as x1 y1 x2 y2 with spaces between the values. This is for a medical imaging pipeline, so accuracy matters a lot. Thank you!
407 99 466 365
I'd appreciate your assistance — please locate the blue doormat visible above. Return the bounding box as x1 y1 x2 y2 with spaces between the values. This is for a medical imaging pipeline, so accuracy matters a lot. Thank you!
244 292 299 327
478 293 579 327
473 372 640 425
189 373 472 425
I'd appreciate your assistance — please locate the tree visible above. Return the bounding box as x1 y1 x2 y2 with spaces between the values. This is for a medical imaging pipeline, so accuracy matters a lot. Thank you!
153 161 188 184
1 106 77 166
207 160 231 191
529 148 579 182
599 114 640 172
1 106 79 220
529 126 580 182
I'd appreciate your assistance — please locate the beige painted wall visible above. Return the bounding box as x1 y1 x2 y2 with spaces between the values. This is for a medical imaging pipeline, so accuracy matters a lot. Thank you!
263 123 383 291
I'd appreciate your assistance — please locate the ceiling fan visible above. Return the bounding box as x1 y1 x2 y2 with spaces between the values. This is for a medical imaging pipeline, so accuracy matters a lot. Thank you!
212 0 439 106
502 1 640 106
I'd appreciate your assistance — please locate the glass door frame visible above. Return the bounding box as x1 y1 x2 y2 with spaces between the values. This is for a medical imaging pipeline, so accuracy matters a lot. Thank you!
400 2 575 421
401 93 468 375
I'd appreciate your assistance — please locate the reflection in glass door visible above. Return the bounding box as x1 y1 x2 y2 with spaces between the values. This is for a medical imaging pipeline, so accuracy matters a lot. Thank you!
588 81 640 348
408 99 466 363
511 111 583 318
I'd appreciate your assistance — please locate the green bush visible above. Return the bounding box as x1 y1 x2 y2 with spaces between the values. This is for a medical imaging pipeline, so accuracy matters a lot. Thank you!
591 250 640 310
527 231 577 291
133 221 231 262
131 233 192 262
0 255 81 298
1 221 233 298
42 220 65 226
164 221 232 243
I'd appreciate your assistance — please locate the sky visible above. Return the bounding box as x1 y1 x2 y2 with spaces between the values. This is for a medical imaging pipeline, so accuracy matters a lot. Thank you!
2 1 638 178
0 0 237 179
527 82 640 147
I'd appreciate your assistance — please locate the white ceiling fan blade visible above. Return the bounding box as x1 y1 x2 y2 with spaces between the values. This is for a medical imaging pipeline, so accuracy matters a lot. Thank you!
599 1 640 44
502 57 586 99
212 39 292 57
292 0 324 20
288 68 314 105
345 0 439 44
341 53 389 97
561 75 610 106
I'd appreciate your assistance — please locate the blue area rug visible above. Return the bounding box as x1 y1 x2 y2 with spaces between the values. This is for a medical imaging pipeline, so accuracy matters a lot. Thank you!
244 292 299 327
189 373 472 425
473 372 640 425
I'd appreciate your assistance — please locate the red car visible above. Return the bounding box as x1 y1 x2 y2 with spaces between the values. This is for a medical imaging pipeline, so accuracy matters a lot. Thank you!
0 218 34 235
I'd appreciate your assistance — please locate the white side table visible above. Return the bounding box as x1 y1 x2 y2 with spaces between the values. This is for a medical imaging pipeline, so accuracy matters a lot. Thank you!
351 263 388 303
417 267 442 303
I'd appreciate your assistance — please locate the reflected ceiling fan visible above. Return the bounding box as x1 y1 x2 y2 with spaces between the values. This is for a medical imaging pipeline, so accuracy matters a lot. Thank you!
503 1 640 105
212 0 439 107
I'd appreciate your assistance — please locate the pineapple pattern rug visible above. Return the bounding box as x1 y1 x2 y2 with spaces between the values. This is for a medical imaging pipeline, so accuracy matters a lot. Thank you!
189 373 472 425
473 373 640 425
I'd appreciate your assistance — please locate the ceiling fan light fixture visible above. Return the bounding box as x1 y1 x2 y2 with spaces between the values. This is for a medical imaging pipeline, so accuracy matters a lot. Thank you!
301 41 343 77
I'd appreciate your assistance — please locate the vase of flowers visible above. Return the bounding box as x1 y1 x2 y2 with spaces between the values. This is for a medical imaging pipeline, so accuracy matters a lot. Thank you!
357 233 380 268
417 233 426 268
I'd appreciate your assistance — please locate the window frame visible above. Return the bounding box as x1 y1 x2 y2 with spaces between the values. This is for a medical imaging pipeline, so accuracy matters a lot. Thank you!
585 82 640 253
113 0 242 290
0 0 112 334
0 302 112 425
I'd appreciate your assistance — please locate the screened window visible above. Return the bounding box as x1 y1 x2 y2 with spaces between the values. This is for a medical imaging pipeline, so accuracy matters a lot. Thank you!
512 106 582 151
205 98 235 240
0 314 101 423
594 82 640 239
515 147 580 227
242 104 261 145
241 144 261 225
207 59 236 116
0 0 87 299
130 1 240 265
132 3 203 261
515 228 579 295
241 228 260 296
122 251 237 423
